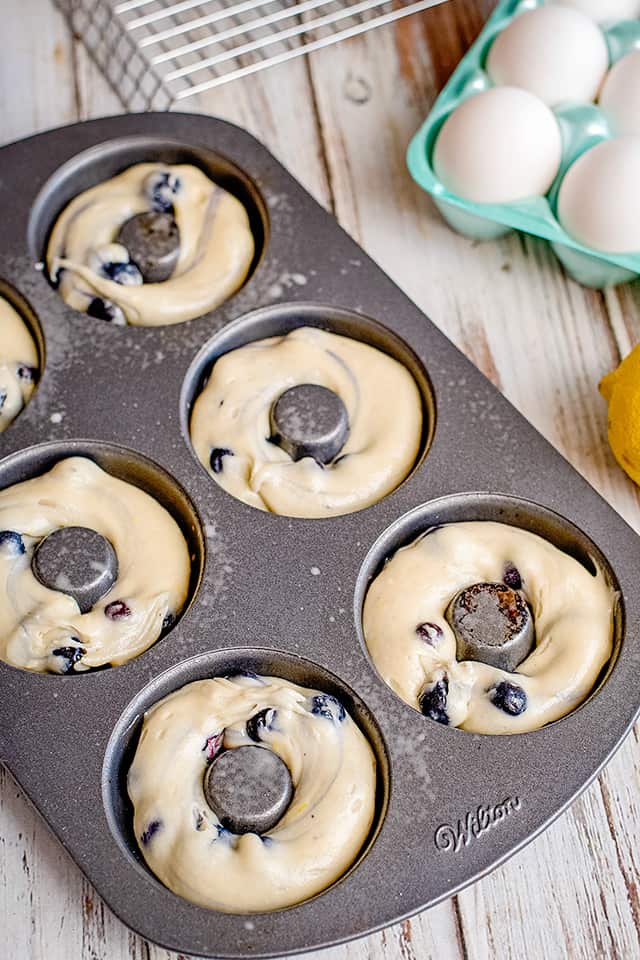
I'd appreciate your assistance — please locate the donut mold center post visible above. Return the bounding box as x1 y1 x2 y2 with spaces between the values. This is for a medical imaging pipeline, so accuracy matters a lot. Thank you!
116 211 180 284
32 525 118 614
203 744 293 835
447 581 535 672
270 383 350 465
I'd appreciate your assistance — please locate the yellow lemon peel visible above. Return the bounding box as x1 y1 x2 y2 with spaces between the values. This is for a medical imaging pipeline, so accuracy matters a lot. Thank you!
600 343 640 487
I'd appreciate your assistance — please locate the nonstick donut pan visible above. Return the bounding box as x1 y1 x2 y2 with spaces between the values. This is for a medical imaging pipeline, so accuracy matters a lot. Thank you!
0 112 639 958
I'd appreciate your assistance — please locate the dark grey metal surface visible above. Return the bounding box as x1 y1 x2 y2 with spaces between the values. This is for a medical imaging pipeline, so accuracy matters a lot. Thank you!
447 582 534 673
0 113 638 959
204 744 293 835
270 383 349 464
32 526 118 614
117 211 181 284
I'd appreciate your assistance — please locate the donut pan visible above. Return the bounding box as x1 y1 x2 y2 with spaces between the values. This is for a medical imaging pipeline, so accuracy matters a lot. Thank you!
0 112 639 958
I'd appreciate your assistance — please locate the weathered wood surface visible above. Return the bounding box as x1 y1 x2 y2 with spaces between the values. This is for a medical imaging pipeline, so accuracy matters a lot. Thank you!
2 1 640 957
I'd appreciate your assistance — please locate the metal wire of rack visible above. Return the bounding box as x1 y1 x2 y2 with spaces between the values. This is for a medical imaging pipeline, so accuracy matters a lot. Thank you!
54 0 447 110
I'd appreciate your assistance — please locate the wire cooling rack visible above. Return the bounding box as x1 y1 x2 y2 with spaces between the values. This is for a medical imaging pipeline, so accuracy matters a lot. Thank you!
54 0 448 109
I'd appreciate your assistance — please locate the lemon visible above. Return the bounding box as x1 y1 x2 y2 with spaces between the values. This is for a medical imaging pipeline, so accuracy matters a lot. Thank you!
600 344 640 486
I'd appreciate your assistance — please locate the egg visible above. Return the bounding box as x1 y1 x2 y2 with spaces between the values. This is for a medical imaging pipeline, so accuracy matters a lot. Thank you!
486 5 608 106
557 137 640 252
551 0 640 22
599 51 640 136
433 87 562 204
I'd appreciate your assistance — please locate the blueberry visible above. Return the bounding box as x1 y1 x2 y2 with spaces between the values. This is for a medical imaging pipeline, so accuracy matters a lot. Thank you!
490 681 527 716
246 707 276 742
416 622 443 645
89 243 142 287
16 365 37 383
209 447 233 474
104 599 131 620
226 670 260 681
161 611 175 631
51 644 86 674
145 170 182 213
101 260 143 286
419 677 449 725
86 297 126 326
310 694 346 723
193 809 206 831
203 731 223 761
503 563 522 590
0 530 25 555
141 819 162 845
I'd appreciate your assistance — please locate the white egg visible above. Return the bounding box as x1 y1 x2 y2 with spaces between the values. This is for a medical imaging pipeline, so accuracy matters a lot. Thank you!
599 51 640 136
486 5 609 106
551 0 640 22
557 137 640 252
433 87 562 204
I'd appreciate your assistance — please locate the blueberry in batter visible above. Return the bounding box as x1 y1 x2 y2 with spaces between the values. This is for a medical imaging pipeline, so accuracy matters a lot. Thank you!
191 326 423 518
128 674 377 912
0 531 25 555
364 521 614 734
209 447 233 475
416 622 443 645
105 600 131 620
146 170 181 213
141 819 162 846
90 245 143 287
47 163 254 327
503 562 522 590
51 643 86 674
310 693 346 722
0 296 39 432
86 297 126 325
491 681 528 716
419 677 450 725
0 457 190 673
246 707 277 742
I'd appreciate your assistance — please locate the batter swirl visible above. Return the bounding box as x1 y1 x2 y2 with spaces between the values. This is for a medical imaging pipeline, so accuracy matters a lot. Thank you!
47 163 254 326
0 297 38 433
0 457 190 673
363 521 615 734
129 673 377 912
190 326 423 518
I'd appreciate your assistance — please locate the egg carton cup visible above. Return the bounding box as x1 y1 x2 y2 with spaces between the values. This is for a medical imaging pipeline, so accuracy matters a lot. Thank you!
407 0 640 288
1 112 640 958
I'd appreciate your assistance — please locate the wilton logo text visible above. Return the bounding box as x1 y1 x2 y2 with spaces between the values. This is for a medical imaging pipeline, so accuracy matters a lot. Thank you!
434 796 521 853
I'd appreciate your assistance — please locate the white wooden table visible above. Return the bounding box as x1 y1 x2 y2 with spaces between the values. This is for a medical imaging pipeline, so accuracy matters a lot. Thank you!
2 1 640 957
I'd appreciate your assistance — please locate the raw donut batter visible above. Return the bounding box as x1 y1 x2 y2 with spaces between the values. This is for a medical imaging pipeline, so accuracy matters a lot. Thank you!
190 326 423 518
129 673 377 912
0 457 190 673
47 163 255 326
0 297 38 432
363 521 614 734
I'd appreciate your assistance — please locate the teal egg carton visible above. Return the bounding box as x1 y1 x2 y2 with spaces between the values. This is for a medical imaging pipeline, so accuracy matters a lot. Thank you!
407 0 640 288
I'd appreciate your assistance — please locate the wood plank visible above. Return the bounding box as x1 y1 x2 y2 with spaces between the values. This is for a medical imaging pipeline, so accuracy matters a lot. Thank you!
2 0 640 957
0 0 78 145
301 2 640 957
73 40 332 210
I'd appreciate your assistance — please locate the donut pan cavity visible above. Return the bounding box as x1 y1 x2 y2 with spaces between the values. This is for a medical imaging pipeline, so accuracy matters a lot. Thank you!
0 112 640 958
